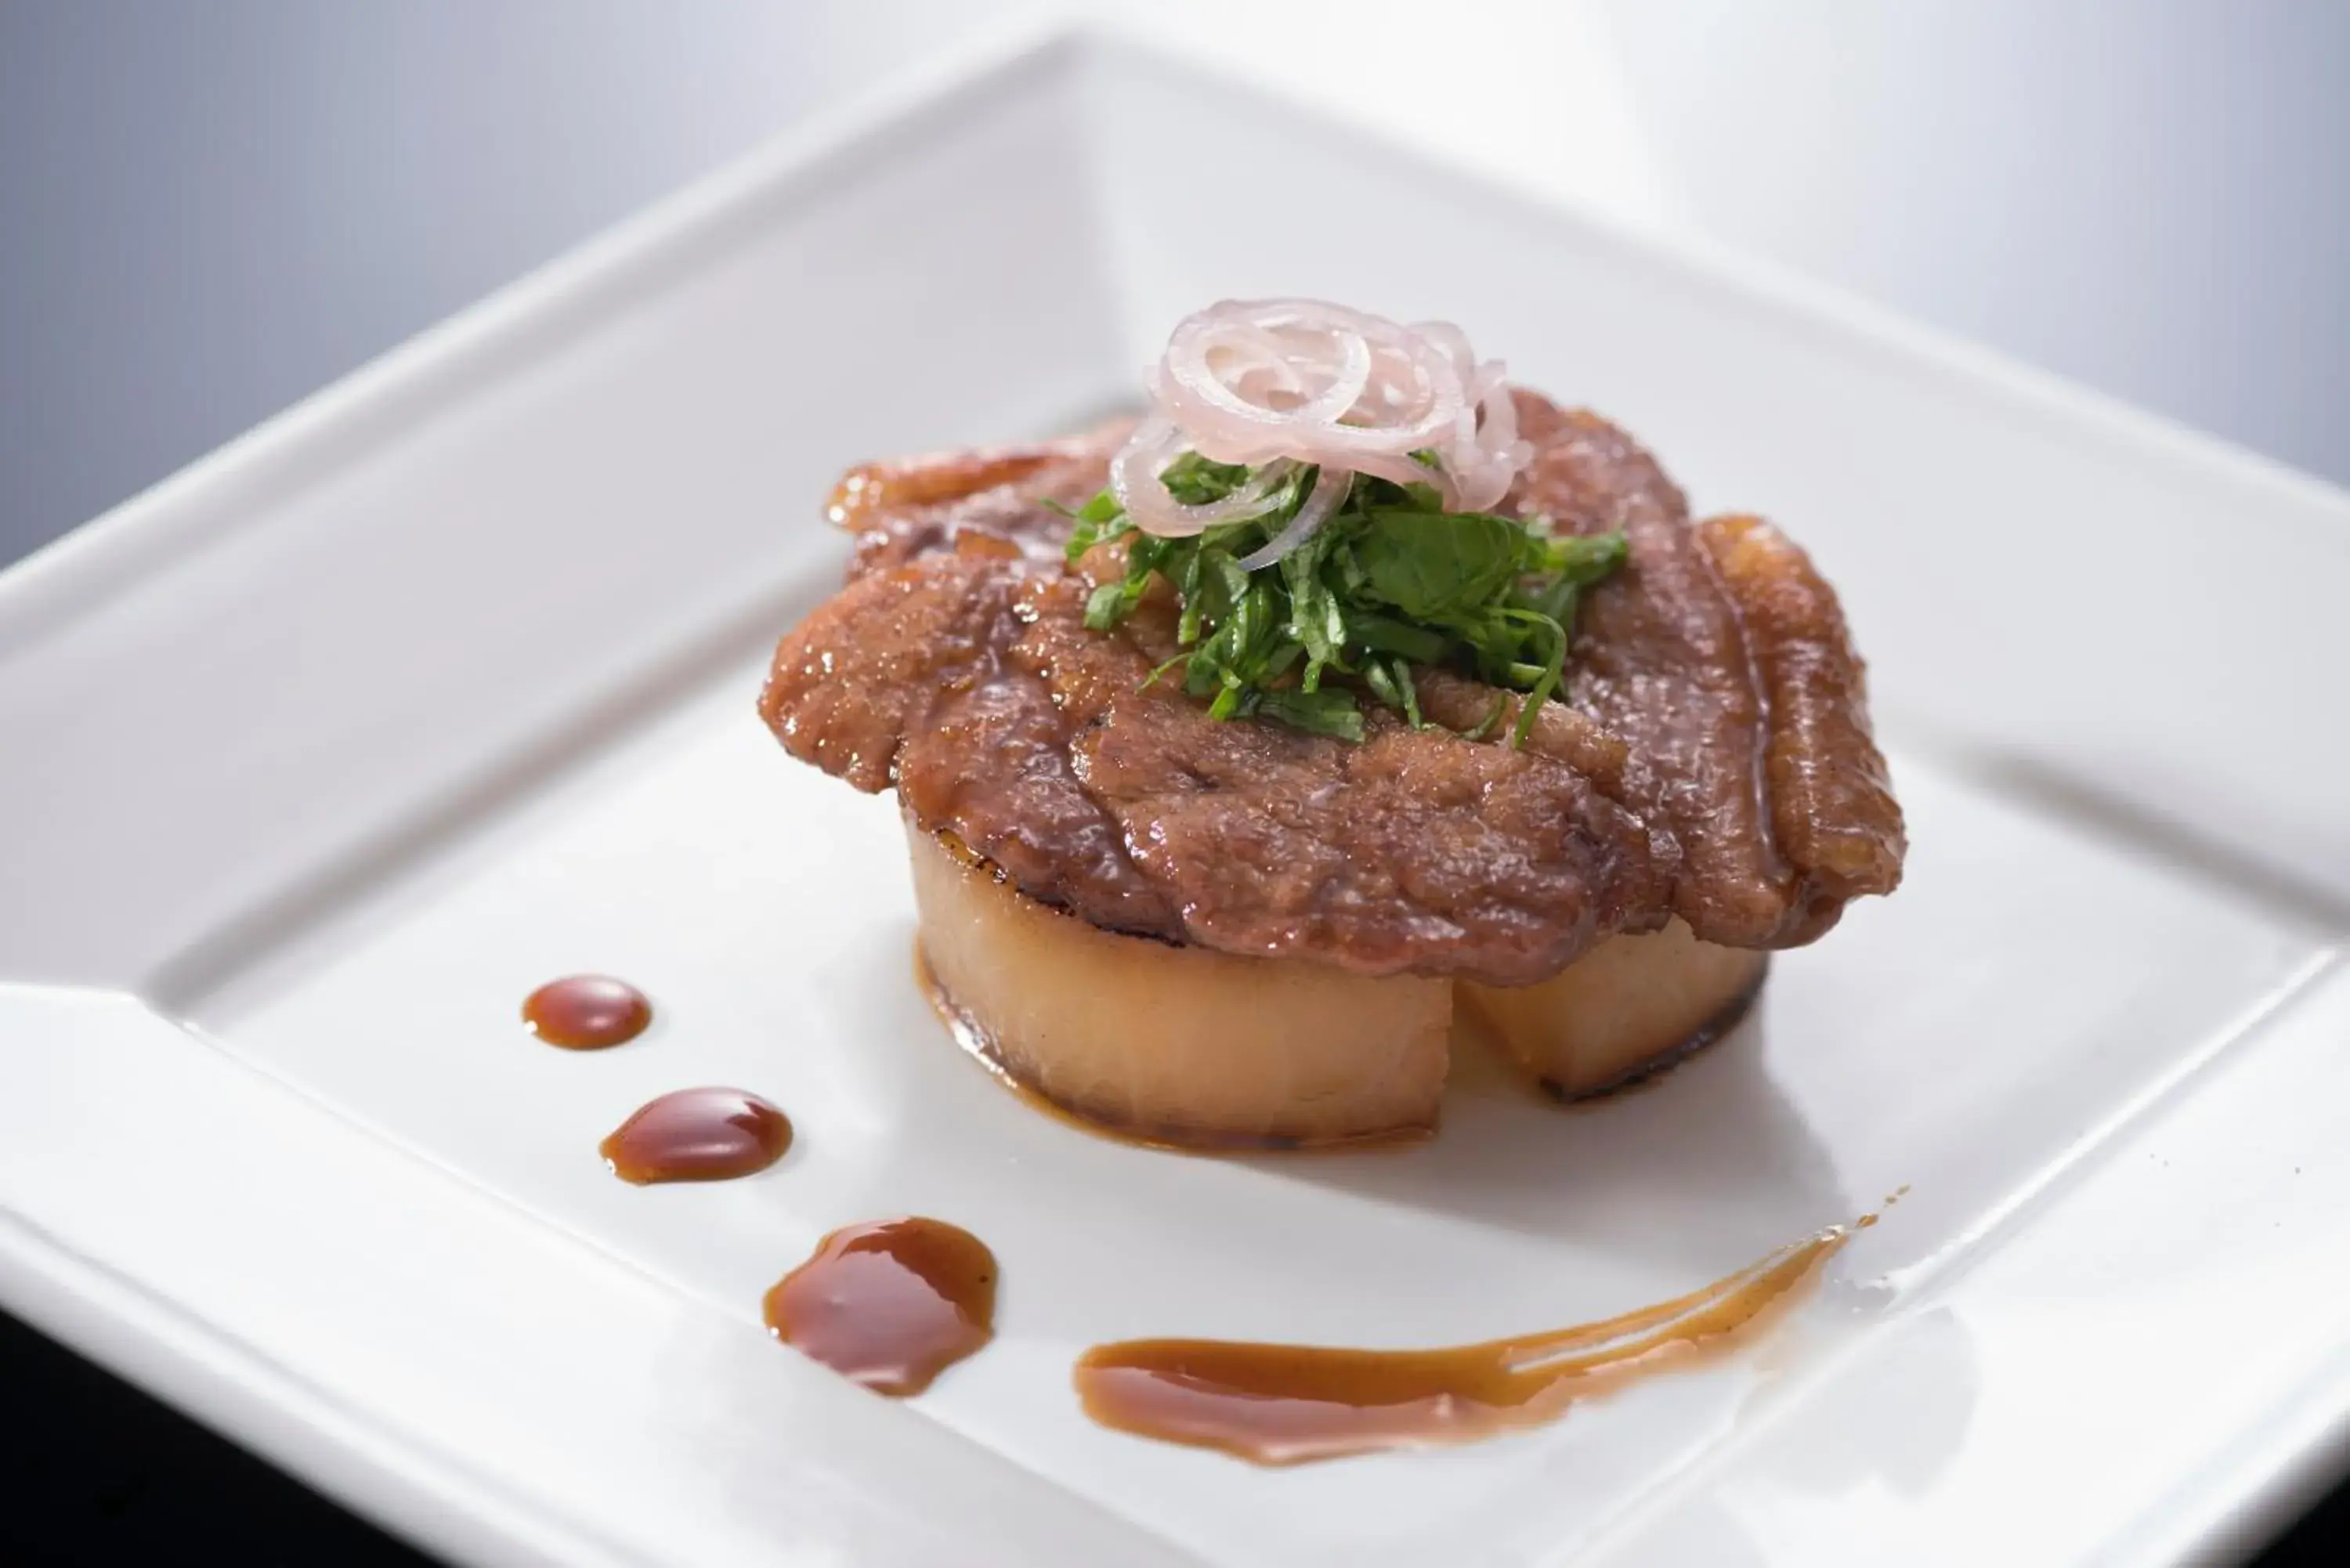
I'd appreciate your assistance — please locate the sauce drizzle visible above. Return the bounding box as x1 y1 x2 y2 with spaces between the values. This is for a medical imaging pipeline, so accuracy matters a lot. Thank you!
764 1218 997 1396
523 975 652 1050
1076 1218 1865 1464
599 1088 791 1183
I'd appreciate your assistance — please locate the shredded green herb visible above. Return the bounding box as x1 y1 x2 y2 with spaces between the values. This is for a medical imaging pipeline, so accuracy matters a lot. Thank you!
1065 455 1627 746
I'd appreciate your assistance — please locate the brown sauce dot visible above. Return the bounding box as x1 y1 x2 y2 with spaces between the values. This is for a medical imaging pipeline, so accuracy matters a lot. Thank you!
523 975 651 1049
763 1218 996 1396
1076 1220 1860 1465
599 1089 791 1183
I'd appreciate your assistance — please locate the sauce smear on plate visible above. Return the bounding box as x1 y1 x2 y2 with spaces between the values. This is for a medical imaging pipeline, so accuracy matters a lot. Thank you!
523 975 652 1049
764 1218 996 1396
1076 1219 1864 1464
599 1088 791 1183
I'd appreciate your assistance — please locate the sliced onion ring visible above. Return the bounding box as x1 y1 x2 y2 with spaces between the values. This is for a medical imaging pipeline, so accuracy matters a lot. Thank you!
1236 467 1354 573
1113 300 1534 562
1110 416 1296 538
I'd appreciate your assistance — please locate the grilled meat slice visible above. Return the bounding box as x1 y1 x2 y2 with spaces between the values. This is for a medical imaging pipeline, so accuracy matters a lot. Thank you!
761 392 1902 985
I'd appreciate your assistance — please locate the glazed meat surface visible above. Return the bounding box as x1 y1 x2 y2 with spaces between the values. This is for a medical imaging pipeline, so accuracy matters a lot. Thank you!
1502 396 1903 947
824 425 1131 577
761 397 1904 985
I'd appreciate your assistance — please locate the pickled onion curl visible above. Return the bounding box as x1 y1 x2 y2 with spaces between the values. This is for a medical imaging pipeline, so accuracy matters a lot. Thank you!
1112 300 1535 562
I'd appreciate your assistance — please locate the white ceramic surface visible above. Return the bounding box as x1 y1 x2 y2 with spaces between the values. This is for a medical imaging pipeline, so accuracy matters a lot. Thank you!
5 27 2349 1568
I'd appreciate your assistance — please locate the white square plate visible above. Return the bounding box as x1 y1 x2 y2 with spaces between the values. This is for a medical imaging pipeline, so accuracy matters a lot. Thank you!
5 28 2349 1568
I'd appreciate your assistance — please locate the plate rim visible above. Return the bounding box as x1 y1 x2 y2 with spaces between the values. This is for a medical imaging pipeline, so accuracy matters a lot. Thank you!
5 20 2346 643
5 17 2349 1568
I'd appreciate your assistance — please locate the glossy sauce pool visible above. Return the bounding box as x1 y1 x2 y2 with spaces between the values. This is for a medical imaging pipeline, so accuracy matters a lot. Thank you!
522 975 652 1049
764 1218 997 1396
599 1088 792 1183
1076 1218 1865 1464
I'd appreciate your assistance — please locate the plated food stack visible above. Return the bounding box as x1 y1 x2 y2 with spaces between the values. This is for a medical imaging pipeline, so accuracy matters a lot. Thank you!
761 300 1905 1147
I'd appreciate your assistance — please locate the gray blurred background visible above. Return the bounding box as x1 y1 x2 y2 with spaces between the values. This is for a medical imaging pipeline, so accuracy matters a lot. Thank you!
4 0 2348 568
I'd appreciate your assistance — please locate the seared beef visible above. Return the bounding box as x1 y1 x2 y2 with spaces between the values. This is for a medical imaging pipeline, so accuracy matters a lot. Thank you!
765 554 1667 982
1503 395 1905 946
1700 511 1905 942
761 393 1904 985
825 425 1131 577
